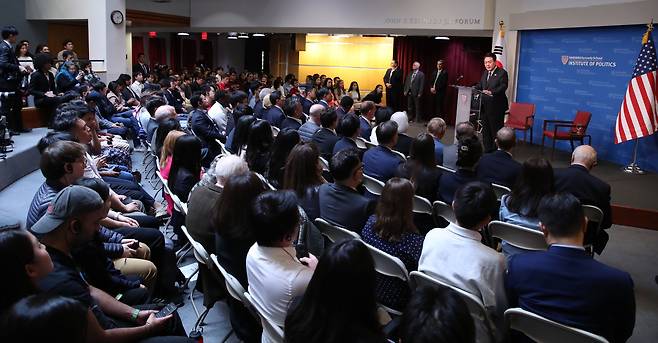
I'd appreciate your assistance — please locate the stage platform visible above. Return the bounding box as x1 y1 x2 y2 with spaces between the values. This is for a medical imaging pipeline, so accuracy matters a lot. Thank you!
0 127 49 191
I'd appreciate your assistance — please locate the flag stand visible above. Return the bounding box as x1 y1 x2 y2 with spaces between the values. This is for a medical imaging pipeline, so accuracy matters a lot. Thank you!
623 139 645 174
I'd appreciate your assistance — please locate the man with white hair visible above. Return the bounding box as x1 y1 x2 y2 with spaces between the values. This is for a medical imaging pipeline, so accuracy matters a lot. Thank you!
154 104 177 123
299 103 324 142
554 145 612 254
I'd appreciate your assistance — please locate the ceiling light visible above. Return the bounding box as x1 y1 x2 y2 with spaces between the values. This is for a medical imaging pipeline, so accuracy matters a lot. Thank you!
389 34 406 37
238 33 249 39
252 33 265 37
227 32 238 40
435 36 450 40
177 32 189 36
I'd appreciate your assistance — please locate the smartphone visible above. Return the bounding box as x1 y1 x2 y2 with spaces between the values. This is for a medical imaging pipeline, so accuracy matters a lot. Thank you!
155 302 178 318
129 240 140 250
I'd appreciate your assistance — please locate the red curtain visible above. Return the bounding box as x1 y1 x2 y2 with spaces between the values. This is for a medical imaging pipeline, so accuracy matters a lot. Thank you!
148 38 166 66
131 36 144 65
170 35 181 72
394 36 491 124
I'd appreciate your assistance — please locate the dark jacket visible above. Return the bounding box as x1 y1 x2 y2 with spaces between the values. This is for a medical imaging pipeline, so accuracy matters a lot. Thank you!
383 67 403 91
506 246 635 343
396 161 442 202
312 127 340 160
476 150 522 188
190 108 224 166
280 116 302 131
263 105 285 128
474 67 509 116
332 136 358 155
363 145 403 182
319 183 375 233
359 116 372 140
555 164 612 232
300 97 315 115
394 133 413 157
430 69 448 93
437 169 478 204
0 40 20 90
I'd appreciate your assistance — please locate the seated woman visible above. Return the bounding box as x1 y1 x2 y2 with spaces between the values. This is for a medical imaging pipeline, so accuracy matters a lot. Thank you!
499 157 554 259
107 80 133 114
246 191 317 339
437 135 483 204
55 61 82 93
167 134 203 248
283 142 325 221
285 240 385 343
266 128 300 188
29 53 77 121
362 84 384 105
396 133 442 203
245 119 274 174
347 81 361 101
229 114 255 157
361 177 424 311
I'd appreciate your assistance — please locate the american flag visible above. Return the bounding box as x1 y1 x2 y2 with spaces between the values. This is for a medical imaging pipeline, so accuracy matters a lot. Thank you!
615 25 658 144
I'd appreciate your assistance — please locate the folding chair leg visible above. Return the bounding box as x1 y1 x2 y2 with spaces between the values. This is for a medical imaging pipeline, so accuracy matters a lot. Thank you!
182 266 198 289
194 306 212 330
220 329 234 343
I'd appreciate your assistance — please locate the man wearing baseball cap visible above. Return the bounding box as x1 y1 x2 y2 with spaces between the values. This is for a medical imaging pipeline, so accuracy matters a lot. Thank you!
36 186 190 341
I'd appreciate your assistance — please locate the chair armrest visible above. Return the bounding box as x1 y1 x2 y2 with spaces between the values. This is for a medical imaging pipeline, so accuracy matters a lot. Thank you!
553 123 587 136
524 114 535 127
544 119 574 131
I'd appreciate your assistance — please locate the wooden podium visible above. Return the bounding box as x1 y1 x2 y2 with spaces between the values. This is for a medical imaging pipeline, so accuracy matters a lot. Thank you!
453 85 473 144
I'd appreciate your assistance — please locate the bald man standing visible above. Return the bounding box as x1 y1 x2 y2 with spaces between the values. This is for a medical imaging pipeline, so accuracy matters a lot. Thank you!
476 127 521 188
554 145 611 254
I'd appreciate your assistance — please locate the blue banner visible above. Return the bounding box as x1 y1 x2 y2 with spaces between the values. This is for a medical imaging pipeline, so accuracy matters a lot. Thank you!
517 25 658 172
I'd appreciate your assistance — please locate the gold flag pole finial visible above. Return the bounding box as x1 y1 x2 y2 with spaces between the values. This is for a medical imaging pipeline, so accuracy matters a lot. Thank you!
643 19 653 44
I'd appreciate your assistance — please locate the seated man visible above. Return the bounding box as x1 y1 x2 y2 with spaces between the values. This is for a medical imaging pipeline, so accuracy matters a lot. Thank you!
311 108 340 161
333 114 362 156
263 90 285 128
505 192 635 343
34 186 190 341
319 149 375 232
554 145 611 254
189 93 224 167
419 181 505 342
358 100 375 141
280 96 305 131
335 95 354 120
427 117 446 166
363 120 403 182
141 96 166 143
476 127 521 188
299 103 323 142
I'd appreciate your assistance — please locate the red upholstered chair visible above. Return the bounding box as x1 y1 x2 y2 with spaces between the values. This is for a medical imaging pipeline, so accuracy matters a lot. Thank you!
541 110 592 159
505 102 536 143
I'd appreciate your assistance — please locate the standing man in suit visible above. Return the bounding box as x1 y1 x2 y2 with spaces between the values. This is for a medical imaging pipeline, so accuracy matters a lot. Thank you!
0 26 30 135
475 52 508 152
506 193 635 343
383 60 403 111
476 127 522 188
132 53 150 77
403 61 425 122
429 60 448 119
554 145 611 254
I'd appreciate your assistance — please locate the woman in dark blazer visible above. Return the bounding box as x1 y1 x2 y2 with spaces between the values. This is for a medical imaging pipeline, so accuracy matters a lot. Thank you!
29 53 75 121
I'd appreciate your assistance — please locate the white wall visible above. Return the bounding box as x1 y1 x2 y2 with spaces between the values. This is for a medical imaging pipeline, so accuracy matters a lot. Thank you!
214 37 245 72
126 0 190 17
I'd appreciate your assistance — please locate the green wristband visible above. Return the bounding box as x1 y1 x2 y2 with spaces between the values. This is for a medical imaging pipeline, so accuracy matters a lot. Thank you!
131 308 140 322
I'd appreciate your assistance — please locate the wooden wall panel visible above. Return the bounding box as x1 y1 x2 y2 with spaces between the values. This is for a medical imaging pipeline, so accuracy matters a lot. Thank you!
47 22 89 59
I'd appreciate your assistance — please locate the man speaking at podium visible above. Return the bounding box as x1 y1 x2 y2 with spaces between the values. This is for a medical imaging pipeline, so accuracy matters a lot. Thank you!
474 52 508 152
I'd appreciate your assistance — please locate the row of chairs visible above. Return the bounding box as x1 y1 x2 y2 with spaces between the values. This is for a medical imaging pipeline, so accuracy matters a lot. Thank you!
314 218 609 343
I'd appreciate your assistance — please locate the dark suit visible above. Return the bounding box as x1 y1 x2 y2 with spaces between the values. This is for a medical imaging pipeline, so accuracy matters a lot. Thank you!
312 127 340 160
335 107 351 121
506 246 635 343
29 70 73 120
132 62 150 77
443 143 458 170
476 150 521 188
332 137 358 155
359 116 372 140
263 105 285 128
300 97 315 115
363 145 404 182
394 133 413 157
319 183 376 232
318 100 330 110
474 67 509 152
437 169 478 204
430 69 448 118
396 162 442 202
554 165 612 253
403 69 425 121
190 108 224 167
253 100 265 119
383 67 403 111
0 40 23 131
280 116 302 131
163 89 184 114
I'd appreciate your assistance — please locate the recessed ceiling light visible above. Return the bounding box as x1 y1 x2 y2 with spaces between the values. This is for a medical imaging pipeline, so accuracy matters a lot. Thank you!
177 32 189 36
252 33 265 37
434 36 450 40
238 33 249 39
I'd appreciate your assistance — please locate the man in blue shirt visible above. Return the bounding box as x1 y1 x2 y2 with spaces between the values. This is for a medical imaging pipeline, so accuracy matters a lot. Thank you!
427 117 446 165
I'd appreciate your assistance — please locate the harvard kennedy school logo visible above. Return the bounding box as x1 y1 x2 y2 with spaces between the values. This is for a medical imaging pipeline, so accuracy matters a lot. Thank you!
561 55 569 65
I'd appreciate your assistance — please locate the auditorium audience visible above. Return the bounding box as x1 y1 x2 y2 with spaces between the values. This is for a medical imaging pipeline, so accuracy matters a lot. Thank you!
29 53 76 120
361 178 424 311
283 142 325 221
505 192 635 343
245 119 274 174
419 181 505 343
554 145 612 254
476 127 522 188
285 239 384 343
363 120 403 182
437 135 483 204
426 117 446 165
266 128 300 188
319 149 375 232
443 121 475 170
400 286 475 343
333 113 362 155
395 133 442 203
246 191 317 339
499 157 554 259
311 108 340 160
299 103 324 142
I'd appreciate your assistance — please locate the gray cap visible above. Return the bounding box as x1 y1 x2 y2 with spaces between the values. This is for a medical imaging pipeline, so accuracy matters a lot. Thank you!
31 185 104 234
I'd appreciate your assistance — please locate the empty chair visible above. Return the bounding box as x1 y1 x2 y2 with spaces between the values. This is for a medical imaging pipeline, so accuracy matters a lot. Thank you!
505 102 536 143
505 308 609 343
541 110 592 159
362 174 385 196
244 292 285 343
582 204 604 253
488 220 548 251
409 271 495 343
363 242 410 315
314 218 360 243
